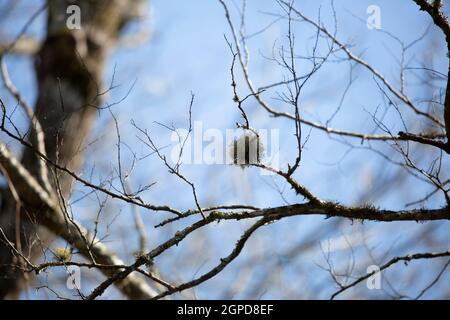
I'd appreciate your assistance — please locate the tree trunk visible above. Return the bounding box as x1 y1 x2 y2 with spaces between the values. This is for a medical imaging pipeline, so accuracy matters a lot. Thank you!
0 0 145 299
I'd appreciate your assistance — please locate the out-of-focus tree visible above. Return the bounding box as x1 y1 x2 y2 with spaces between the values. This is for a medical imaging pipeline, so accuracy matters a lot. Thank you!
0 0 449 300
0 0 153 299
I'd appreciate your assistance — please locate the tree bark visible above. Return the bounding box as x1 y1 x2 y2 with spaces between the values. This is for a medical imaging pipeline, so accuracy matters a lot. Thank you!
0 0 146 299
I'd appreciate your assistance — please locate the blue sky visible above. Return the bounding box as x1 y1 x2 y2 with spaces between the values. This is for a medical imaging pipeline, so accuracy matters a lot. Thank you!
1 0 449 299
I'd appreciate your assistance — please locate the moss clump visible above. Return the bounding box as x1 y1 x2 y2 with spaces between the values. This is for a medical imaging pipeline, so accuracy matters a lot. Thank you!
135 252 153 268
54 247 72 262
210 211 227 219
320 201 379 221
